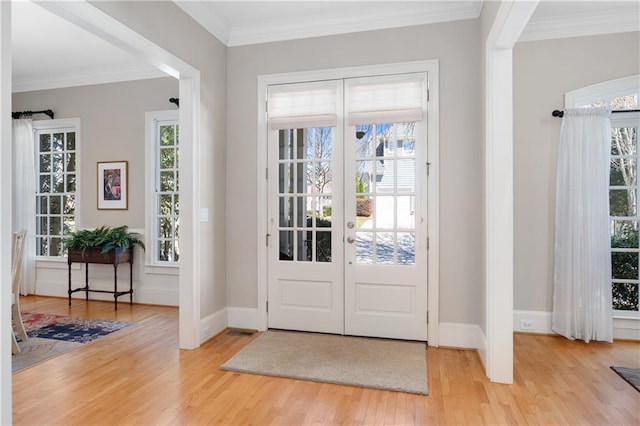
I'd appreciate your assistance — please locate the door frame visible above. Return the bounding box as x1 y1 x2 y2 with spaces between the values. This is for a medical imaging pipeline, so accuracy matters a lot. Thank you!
256 60 440 346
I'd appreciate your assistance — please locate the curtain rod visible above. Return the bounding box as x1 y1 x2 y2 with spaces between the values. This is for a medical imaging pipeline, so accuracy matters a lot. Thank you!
552 109 640 118
12 109 54 119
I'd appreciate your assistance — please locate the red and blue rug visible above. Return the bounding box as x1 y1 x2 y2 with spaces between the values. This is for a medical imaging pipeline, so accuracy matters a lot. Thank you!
12 312 132 373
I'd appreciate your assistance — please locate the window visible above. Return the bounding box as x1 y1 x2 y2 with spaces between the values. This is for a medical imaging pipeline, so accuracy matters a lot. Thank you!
567 75 640 316
146 111 179 265
34 120 79 257
608 99 639 313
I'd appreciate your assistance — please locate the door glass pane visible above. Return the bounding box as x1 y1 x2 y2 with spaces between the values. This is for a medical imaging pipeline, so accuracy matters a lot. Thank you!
296 196 307 228
279 230 293 261
355 125 374 157
279 196 293 227
397 232 415 265
298 230 311 262
376 232 395 265
375 196 395 228
316 231 331 262
316 196 332 227
397 196 415 230
376 162 394 194
356 231 374 264
279 129 294 160
279 163 293 194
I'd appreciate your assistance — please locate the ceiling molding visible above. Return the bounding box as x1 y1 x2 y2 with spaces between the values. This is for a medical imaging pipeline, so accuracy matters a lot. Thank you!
176 1 483 47
519 8 640 42
12 65 167 93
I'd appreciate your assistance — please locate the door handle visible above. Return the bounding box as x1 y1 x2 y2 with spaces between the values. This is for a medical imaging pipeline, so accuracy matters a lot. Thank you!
347 236 355 244
347 221 355 229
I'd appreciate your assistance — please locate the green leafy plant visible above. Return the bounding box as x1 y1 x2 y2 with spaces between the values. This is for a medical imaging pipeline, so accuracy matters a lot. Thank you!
64 225 145 256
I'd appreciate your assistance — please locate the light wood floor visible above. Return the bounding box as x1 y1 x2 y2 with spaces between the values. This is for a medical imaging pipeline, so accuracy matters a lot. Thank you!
12 296 640 425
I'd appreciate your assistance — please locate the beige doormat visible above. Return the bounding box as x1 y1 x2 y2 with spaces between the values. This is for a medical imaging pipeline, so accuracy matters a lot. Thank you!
220 330 428 394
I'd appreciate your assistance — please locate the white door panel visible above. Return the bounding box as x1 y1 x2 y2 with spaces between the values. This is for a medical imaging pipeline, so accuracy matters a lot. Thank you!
267 75 428 341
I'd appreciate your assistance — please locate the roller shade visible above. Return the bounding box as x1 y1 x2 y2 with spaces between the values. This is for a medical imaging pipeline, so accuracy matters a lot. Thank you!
347 77 425 125
268 82 338 130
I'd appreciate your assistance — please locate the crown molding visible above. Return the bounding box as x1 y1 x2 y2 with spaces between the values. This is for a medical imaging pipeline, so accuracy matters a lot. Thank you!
228 2 482 46
175 1 482 47
12 64 167 93
519 8 640 42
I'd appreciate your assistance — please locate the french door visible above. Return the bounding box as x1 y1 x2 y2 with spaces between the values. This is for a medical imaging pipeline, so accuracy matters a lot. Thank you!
267 75 428 341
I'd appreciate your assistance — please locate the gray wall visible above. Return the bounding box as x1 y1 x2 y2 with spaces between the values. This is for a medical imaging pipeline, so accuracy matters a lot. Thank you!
92 1 228 316
226 19 484 325
513 31 640 312
13 77 177 230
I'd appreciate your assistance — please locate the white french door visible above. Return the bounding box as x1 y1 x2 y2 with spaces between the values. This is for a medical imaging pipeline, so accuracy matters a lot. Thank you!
267 74 428 341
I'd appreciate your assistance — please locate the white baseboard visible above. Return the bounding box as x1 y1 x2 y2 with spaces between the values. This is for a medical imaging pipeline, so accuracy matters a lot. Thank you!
514 309 640 340
438 322 485 349
35 280 178 306
227 307 259 330
513 310 553 334
200 308 228 343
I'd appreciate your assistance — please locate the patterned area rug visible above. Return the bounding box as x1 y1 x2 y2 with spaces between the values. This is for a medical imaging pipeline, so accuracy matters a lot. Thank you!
12 312 132 373
611 366 640 392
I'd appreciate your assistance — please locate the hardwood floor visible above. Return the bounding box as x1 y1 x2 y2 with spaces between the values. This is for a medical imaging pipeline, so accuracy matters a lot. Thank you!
12 296 640 425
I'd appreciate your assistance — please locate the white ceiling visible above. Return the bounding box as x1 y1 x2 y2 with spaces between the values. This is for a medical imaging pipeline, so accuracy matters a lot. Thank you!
11 1 639 93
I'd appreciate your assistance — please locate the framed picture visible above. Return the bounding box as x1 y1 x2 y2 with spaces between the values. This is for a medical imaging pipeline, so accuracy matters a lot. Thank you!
97 161 128 210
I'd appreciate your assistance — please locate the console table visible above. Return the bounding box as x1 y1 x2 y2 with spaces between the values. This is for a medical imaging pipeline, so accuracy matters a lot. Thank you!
68 247 133 310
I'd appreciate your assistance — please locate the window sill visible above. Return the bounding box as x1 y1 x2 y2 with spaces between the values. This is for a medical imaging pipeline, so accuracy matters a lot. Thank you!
36 256 80 270
144 264 179 276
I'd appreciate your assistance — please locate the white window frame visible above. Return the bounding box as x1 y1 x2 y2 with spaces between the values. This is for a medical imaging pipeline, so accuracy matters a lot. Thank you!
32 118 81 262
566 74 640 323
145 110 179 275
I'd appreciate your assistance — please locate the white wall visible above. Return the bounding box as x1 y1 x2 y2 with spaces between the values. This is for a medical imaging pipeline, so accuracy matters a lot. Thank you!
226 19 484 326
513 31 640 314
13 77 180 305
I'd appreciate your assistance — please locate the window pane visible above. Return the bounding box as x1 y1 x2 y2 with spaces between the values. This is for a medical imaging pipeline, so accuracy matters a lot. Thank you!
39 134 51 152
611 221 639 248
356 231 374 264
611 127 637 156
611 252 638 280
39 175 50 192
613 282 639 311
160 147 175 169
160 125 175 146
40 154 51 172
50 196 61 214
63 195 75 215
65 153 76 172
160 171 175 191
52 133 63 151
376 232 395 265
298 230 311 262
66 132 76 150
279 129 294 161
610 189 636 216
159 194 172 215
66 174 76 192
279 163 293 194
355 125 374 157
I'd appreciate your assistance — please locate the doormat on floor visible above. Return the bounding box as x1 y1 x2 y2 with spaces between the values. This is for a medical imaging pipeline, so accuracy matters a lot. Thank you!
220 330 428 394
12 312 132 373
611 366 640 392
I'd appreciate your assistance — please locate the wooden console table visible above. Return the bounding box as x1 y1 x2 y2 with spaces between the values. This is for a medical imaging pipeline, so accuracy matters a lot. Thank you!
68 247 133 310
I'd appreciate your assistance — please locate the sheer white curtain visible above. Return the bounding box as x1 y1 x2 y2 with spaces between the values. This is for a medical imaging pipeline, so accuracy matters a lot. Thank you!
12 118 36 295
552 107 613 343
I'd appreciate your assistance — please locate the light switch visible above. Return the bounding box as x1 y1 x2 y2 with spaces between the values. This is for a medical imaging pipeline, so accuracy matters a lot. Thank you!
200 208 209 222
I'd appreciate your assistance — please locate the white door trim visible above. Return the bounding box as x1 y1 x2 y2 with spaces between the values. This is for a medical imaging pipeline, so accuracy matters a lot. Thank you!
257 60 440 346
32 1 203 350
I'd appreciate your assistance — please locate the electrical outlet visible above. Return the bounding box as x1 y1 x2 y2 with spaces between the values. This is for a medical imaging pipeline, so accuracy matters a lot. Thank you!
519 319 536 331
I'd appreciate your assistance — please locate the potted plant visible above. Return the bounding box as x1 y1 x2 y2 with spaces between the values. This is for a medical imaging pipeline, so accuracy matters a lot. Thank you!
65 225 145 262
